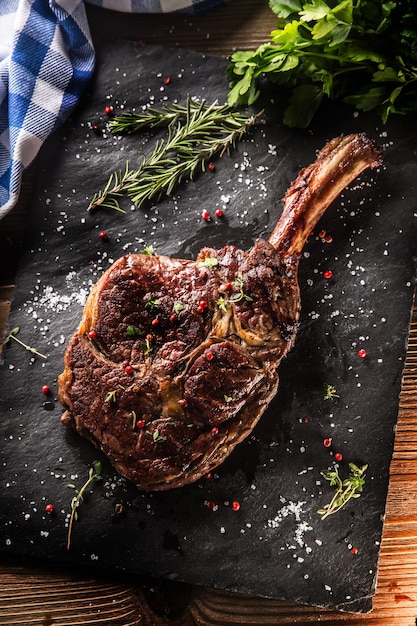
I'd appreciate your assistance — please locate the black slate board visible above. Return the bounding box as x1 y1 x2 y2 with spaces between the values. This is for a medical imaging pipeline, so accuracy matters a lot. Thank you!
1 39 417 614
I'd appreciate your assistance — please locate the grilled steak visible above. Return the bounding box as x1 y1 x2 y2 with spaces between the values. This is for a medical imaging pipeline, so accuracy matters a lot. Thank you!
58 133 382 490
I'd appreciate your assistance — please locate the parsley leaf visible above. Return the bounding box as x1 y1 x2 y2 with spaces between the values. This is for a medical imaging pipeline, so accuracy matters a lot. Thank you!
228 0 417 126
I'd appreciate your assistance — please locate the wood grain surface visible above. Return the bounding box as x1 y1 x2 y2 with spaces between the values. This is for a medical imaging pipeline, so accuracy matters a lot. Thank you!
1 1 417 623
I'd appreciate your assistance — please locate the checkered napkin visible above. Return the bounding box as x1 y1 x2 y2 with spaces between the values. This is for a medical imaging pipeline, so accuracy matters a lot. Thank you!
0 0 230 221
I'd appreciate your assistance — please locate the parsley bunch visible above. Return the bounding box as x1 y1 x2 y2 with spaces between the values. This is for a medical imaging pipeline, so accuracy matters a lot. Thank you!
228 0 417 127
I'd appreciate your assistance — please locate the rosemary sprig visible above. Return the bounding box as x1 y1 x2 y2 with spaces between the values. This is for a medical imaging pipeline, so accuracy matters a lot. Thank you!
108 99 212 134
3 326 47 359
318 463 368 520
88 96 263 212
66 460 103 550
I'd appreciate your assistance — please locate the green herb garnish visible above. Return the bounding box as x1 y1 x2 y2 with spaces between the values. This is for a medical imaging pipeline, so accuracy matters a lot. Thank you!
199 257 219 269
230 273 253 303
105 390 117 403
145 297 159 311
142 337 153 356
318 462 368 520
66 460 103 550
109 99 221 134
173 301 185 315
216 296 228 313
88 96 262 212
323 383 339 400
228 0 417 127
146 428 167 443
3 326 47 359
126 325 143 337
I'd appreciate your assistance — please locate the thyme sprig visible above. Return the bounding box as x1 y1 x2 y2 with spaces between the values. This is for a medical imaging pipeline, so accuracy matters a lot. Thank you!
66 460 103 550
3 326 47 359
146 428 167 443
323 383 339 401
230 273 253 303
318 462 368 520
88 96 263 212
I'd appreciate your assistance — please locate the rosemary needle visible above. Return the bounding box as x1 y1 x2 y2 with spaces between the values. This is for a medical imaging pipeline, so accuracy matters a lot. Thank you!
88 96 263 212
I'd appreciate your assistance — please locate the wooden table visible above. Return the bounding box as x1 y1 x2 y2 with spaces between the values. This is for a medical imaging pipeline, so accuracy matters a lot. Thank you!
1 2 417 623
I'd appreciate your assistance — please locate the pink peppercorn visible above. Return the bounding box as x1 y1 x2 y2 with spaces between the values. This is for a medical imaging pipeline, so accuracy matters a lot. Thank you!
45 504 54 514
358 348 367 359
232 501 240 511
323 270 333 279
42 385 50 394
197 300 208 314
323 438 332 448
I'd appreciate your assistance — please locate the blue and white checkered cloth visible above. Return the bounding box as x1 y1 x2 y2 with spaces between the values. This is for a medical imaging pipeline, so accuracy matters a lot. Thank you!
0 0 230 220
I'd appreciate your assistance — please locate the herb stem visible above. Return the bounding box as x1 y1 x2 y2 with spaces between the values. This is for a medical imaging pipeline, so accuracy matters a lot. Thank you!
66 460 103 550
3 327 47 359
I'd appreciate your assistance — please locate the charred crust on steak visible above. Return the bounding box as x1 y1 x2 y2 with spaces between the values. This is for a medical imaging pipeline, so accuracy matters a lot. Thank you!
58 133 383 491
